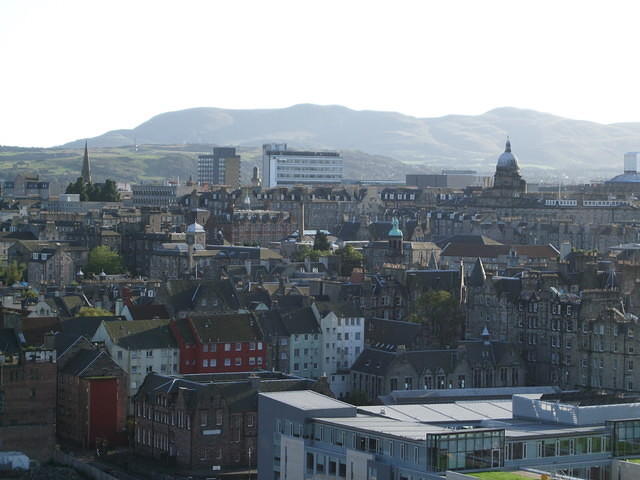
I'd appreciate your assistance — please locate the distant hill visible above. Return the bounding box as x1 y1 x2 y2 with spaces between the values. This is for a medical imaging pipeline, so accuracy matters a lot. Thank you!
61 104 640 180
0 144 423 184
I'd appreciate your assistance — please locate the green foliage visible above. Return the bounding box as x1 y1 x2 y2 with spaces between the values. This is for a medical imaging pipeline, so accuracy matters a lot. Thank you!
409 290 464 347
77 306 113 317
0 261 25 285
86 246 124 275
293 245 332 262
334 245 363 276
65 178 120 202
343 390 369 406
313 230 331 251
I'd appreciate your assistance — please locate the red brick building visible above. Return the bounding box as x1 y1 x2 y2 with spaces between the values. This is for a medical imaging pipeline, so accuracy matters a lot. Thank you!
56 335 128 449
0 328 57 461
170 313 267 374
133 372 331 474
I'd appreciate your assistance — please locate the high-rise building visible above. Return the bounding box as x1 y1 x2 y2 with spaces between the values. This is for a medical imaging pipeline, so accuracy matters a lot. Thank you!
261 143 343 188
197 147 241 187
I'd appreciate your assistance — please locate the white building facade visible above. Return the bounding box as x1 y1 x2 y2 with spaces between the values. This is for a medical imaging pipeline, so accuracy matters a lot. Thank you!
261 143 343 188
320 311 364 399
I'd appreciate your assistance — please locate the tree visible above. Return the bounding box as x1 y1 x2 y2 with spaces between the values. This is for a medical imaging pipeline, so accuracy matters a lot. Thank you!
293 245 331 262
86 246 124 275
65 178 120 202
313 230 331 251
334 245 363 276
408 290 464 347
0 261 25 285
77 306 113 317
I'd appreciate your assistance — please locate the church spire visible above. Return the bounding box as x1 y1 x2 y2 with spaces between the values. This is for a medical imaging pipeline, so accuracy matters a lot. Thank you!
505 136 511 153
81 140 92 184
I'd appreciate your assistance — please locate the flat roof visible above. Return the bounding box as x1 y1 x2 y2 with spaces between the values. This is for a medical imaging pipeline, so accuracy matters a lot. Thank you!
359 400 514 423
316 415 445 440
260 390 354 411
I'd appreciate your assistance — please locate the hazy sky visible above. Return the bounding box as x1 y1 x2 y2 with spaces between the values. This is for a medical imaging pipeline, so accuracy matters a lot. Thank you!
2 0 640 147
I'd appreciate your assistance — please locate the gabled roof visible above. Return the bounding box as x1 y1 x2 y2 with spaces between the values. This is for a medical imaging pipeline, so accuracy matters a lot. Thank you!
255 310 287 338
468 258 486 287
102 319 176 350
159 279 240 313
126 304 170 320
280 305 321 335
62 316 119 339
436 234 502 249
366 318 421 350
189 313 262 343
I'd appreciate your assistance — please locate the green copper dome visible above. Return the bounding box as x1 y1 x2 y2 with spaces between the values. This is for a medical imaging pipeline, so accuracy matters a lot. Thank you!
388 217 403 237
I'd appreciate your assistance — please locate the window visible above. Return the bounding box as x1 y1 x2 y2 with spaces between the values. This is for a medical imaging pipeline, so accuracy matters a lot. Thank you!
216 409 223 425
249 357 256 366
203 359 208 368
247 414 255 427
210 359 217 367
235 343 242 351
200 411 208 426
225 343 231 351
203 344 208 353
146 350 153 357
235 357 242 366
249 342 256 351
224 358 231 366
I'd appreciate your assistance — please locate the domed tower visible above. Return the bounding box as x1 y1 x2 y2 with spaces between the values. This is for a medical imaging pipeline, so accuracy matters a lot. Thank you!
186 221 206 248
491 137 527 197
388 217 403 256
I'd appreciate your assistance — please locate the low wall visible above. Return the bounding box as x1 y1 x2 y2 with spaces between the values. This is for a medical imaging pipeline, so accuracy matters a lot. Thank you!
612 459 640 480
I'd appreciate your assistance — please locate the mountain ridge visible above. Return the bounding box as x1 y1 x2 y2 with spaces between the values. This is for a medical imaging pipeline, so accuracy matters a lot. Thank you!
59 104 640 180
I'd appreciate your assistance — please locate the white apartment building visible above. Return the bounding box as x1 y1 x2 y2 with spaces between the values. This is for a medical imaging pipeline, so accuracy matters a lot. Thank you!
320 310 364 399
261 143 343 188
92 319 179 395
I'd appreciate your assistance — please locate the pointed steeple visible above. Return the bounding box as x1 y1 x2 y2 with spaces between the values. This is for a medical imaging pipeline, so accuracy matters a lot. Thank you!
468 257 486 287
505 136 511 153
81 140 92 184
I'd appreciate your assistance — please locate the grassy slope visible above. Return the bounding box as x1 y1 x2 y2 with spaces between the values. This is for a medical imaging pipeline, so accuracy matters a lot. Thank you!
0 145 423 184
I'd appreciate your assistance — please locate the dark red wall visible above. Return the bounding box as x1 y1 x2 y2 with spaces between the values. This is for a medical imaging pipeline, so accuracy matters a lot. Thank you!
89 378 120 447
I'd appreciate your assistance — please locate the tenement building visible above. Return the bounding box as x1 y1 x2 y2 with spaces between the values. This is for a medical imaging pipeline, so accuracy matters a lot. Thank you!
133 371 331 475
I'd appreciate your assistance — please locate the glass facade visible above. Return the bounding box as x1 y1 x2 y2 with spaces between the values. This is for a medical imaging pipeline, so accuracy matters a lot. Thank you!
609 419 640 457
426 429 505 471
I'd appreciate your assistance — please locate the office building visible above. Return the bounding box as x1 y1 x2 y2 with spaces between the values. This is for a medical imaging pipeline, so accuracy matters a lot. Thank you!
258 389 640 480
262 143 343 188
198 147 241 187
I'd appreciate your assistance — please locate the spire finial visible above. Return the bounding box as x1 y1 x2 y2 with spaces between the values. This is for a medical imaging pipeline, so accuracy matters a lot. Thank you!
505 136 511 153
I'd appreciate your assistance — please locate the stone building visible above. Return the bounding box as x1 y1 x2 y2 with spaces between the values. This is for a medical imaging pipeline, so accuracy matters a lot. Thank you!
132 371 331 475
0 328 57 461
56 337 128 448
350 334 526 403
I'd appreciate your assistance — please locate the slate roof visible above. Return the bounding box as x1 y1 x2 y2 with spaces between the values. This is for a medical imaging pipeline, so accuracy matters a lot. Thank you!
134 372 318 412
436 235 502 249
61 349 102 376
336 222 361 241
159 279 240 313
255 310 287 338
62 316 119 339
103 319 176 350
21 316 61 346
189 313 263 343
126 304 170 320
366 318 421 350
280 305 321 335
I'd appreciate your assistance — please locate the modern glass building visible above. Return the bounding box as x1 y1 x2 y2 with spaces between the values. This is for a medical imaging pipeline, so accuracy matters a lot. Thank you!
258 390 640 480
